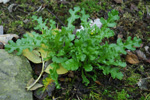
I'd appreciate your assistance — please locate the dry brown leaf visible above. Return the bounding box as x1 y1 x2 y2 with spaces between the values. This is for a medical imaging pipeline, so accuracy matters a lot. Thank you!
144 46 150 54
95 80 103 86
126 52 139 64
137 77 150 90
114 0 123 4
0 34 19 45
136 50 150 63
136 50 147 60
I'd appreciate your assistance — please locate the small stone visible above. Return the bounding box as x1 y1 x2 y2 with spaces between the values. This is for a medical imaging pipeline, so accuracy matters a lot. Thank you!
0 26 3 35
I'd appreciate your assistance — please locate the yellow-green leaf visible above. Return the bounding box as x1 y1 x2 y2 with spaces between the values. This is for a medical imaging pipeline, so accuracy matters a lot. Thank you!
43 76 54 90
38 44 49 60
22 49 42 63
52 28 59 35
26 31 34 37
45 64 68 74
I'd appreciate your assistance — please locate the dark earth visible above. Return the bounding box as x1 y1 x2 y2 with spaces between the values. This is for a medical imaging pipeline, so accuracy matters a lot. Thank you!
0 0 150 100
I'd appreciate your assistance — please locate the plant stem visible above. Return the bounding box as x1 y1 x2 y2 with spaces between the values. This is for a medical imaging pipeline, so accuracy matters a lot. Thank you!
26 60 45 90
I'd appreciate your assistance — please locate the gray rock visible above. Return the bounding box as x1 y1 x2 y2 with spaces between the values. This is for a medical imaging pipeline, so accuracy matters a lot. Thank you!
0 26 3 35
0 49 33 100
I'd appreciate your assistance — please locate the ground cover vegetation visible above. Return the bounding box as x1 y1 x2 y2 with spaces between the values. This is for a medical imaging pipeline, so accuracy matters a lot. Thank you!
1 0 150 99
5 6 142 88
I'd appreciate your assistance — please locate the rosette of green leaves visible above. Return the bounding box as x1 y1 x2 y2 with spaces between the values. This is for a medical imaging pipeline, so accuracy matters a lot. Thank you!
5 7 142 86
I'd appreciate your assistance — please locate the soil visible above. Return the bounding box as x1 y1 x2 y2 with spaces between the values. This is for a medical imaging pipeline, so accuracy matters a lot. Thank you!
1 0 150 100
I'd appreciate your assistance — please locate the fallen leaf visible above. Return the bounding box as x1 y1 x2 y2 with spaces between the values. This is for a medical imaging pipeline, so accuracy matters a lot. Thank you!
137 77 150 90
29 83 43 91
0 34 19 45
21 33 49 62
38 44 49 60
8 4 17 13
26 78 43 91
95 80 103 86
136 50 147 60
45 63 68 74
22 49 42 63
126 51 139 64
144 46 150 54
136 50 150 63
114 0 123 4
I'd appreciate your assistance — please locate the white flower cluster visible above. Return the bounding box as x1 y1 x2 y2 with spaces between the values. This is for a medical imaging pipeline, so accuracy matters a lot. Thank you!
76 18 102 32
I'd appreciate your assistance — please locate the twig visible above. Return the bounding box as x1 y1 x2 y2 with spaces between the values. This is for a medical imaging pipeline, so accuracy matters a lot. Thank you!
46 8 66 26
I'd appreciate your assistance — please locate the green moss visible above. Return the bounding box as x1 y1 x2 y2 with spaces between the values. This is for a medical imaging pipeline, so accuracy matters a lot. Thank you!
115 89 130 100
77 0 102 14
89 91 102 100
127 73 141 85
138 11 143 19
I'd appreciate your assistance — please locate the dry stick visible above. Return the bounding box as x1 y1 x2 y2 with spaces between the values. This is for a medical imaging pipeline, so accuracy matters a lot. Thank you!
46 8 66 27
26 59 45 90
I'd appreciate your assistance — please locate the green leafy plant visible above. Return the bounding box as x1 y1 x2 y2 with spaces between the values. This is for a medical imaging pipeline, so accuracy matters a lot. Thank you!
5 7 142 87
77 0 102 14
115 89 130 100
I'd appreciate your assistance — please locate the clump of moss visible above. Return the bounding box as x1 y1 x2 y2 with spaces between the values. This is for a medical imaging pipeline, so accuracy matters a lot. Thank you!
115 89 130 100
127 73 141 85
77 0 101 14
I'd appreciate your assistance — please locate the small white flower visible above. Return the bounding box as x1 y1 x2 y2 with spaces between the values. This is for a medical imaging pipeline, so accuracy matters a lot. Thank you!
76 18 102 32
90 18 102 28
